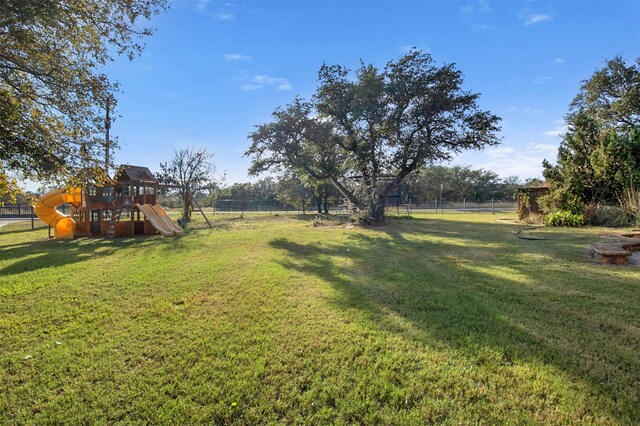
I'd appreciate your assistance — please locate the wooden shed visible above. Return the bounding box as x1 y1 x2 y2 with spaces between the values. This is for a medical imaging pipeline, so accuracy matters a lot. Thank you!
517 186 549 220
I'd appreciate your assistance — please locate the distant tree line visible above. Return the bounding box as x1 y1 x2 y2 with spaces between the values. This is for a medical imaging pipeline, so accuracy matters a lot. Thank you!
405 166 542 205
158 165 540 214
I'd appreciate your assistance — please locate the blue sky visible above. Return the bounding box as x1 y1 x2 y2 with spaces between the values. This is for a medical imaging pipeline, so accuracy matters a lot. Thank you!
105 0 640 184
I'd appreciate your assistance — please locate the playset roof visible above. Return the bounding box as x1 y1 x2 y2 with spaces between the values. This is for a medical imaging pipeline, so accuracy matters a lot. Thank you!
114 165 158 183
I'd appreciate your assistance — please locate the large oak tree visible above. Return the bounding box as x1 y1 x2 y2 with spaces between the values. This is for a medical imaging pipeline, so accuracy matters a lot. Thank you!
247 50 501 223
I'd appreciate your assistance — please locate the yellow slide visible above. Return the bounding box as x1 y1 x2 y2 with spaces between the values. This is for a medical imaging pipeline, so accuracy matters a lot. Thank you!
34 188 82 239
151 204 185 236
135 203 177 236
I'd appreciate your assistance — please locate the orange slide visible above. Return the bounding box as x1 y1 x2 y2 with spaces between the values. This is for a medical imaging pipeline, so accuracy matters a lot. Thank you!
34 188 82 239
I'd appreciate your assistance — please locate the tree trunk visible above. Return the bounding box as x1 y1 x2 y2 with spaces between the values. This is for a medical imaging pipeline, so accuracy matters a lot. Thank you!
317 198 322 214
327 176 360 207
182 191 192 223
367 195 387 225
323 197 329 215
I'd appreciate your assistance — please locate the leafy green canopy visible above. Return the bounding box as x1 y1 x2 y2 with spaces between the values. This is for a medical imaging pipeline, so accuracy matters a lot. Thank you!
0 0 167 199
543 56 640 211
247 50 501 223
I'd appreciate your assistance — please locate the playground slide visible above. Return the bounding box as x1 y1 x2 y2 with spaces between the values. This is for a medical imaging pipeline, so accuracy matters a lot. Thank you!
150 204 185 236
34 188 82 239
135 203 175 236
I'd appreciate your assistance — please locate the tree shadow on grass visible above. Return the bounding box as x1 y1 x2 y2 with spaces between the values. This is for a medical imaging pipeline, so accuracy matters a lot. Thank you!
268 218 640 422
0 235 182 276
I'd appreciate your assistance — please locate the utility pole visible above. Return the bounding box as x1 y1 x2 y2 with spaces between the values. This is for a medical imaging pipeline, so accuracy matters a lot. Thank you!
105 97 111 177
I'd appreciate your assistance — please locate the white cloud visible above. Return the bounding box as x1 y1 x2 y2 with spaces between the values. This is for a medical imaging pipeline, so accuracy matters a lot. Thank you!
254 75 281 85
459 4 474 15
212 12 235 21
543 120 567 138
241 75 293 92
524 107 543 114
553 58 565 64
240 84 261 91
523 13 553 26
486 147 515 159
478 0 491 12
277 83 293 91
528 143 559 154
461 143 558 178
222 53 251 61
460 0 490 15
459 1 493 31
196 0 210 12
534 76 551 84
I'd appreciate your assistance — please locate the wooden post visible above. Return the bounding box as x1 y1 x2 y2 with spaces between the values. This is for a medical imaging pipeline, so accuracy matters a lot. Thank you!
192 196 212 228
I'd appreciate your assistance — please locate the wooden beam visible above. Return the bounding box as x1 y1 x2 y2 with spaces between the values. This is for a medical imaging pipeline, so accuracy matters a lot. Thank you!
191 196 212 228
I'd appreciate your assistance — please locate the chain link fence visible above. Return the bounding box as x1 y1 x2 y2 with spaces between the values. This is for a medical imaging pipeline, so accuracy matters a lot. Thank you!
0 198 516 235
158 194 517 216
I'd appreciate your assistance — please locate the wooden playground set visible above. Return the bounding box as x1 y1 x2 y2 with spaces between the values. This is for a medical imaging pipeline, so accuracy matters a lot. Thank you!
34 165 186 239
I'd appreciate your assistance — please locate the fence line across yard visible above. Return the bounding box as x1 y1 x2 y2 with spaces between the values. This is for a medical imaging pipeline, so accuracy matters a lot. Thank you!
0 199 517 235
180 198 517 216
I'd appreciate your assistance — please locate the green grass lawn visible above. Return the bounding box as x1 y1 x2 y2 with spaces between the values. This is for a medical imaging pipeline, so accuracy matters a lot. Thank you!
1 213 638 424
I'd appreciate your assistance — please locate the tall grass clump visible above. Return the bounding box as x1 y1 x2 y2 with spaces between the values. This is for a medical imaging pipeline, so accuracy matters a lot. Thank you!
584 188 640 227
620 186 640 226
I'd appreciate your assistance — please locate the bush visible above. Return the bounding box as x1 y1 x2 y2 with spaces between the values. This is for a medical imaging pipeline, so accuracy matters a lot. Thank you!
592 205 639 227
581 203 598 225
543 210 585 227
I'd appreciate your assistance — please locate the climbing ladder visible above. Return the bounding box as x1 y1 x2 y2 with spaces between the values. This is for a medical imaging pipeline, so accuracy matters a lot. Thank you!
105 207 122 239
